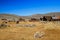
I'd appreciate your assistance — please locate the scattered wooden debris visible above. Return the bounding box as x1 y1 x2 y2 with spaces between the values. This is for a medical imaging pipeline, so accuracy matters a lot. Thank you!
34 31 45 38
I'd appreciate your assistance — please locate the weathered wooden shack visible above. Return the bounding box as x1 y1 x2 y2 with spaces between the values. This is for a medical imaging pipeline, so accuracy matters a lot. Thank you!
29 18 39 22
40 16 52 21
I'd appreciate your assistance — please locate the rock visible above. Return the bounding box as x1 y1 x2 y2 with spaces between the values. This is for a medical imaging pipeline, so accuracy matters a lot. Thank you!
34 31 45 38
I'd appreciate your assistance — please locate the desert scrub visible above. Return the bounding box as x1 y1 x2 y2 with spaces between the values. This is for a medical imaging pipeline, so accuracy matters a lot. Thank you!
0 24 10 29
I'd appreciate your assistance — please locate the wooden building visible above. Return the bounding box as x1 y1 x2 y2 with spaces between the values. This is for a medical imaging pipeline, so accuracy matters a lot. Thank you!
40 16 52 21
29 18 39 22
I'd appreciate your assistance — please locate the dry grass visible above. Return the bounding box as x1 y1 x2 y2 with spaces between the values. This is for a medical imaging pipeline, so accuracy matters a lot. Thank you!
0 21 60 40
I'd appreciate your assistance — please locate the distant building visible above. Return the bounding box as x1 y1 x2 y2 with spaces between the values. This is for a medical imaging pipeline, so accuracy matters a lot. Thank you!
40 16 60 21
52 16 60 21
40 16 52 21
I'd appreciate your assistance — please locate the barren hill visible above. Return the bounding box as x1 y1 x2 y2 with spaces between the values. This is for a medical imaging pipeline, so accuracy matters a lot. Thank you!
0 14 19 21
31 12 60 18
0 12 60 20
44 12 60 16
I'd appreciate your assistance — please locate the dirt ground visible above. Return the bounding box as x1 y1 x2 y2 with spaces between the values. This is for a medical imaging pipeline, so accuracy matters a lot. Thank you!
0 21 60 40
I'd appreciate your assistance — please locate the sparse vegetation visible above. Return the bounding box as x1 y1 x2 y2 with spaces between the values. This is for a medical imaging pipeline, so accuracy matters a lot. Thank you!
0 14 60 40
0 21 60 40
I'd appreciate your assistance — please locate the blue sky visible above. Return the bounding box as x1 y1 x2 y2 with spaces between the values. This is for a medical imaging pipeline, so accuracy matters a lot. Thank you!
0 0 60 16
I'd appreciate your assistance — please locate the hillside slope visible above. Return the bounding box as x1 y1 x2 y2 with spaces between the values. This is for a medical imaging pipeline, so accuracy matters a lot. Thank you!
0 14 19 21
0 12 60 19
